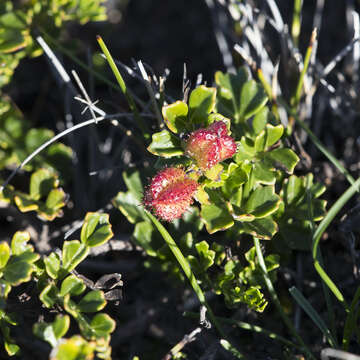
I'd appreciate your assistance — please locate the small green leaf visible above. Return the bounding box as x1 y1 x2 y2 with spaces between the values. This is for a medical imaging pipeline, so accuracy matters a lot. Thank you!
39 283 59 308
60 275 86 297
0 242 10 269
51 335 95 360
222 166 248 200
77 290 106 313
147 130 184 157
44 188 66 211
80 212 113 248
252 162 276 185
29 168 56 201
189 85 217 125
195 241 215 271
201 203 234 234
265 148 299 174
4 339 20 356
112 191 145 224
3 256 36 285
245 186 281 218
11 231 31 255
215 68 249 120
62 240 89 272
240 217 278 240
239 80 268 121
53 315 70 340
122 170 144 201
44 252 61 279
265 124 284 148
252 107 269 135
162 101 188 133
132 221 157 257
90 313 116 337
33 322 57 348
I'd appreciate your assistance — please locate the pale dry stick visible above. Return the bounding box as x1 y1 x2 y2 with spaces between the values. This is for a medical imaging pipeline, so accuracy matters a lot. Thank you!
0 113 135 192
321 348 360 360
352 10 360 81
71 70 98 124
162 327 202 360
137 60 163 126
205 0 235 72
321 37 360 77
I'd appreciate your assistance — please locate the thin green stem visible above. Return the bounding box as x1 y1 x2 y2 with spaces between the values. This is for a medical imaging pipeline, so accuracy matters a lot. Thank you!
291 28 316 109
306 177 337 346
291 0 303 48
312 177 360 308
253 238 315 359
342 286 360 350
145 211 247 359
96 36 150 139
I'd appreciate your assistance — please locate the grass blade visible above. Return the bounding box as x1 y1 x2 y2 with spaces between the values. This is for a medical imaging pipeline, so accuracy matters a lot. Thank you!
312 176 360 307
289 286 337 348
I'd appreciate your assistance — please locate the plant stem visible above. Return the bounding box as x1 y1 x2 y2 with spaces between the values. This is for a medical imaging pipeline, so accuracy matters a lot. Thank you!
291 0 303 48
312 176 360 309
342 286 360 350
291 28 317 109
253 237 315 359
96 36 150 139
146 211 247 359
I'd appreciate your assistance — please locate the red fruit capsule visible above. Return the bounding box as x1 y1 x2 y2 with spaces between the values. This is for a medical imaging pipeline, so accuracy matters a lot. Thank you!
143 167 198 221
185 121 237 170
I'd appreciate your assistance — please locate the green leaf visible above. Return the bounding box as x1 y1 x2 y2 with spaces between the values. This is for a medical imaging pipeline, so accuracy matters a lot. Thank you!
244 186 281 218
222 165 248 201
33 322 57 348
239 80 268 121
162 100 188 133
132 221 157 257
0 242 10 269
201 203 234 234
112 190 145 224
44 188 66 211
33 315 70 348
51 335 95 360
215 68 249 120
252 107 270 135
265 124 284 148
0 28 27 53
252 162 276 185
195 241 215 271
90 313 116 338
53 315 70 340
11 231 32 255
60 275 86 297
147 130 184 157
44 252 61 279
29 168 57 201
80 212 113 247
265 148 299 173
123 170 143 202
240 218 278 240
3 254 37 285
77 290 106 313
39 283 59 308
62 240 89 272
188 85 217 125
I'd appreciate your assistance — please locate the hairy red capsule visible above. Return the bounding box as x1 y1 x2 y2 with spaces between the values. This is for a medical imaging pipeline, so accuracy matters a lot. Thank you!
143 167 198 221
185 121 237 170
